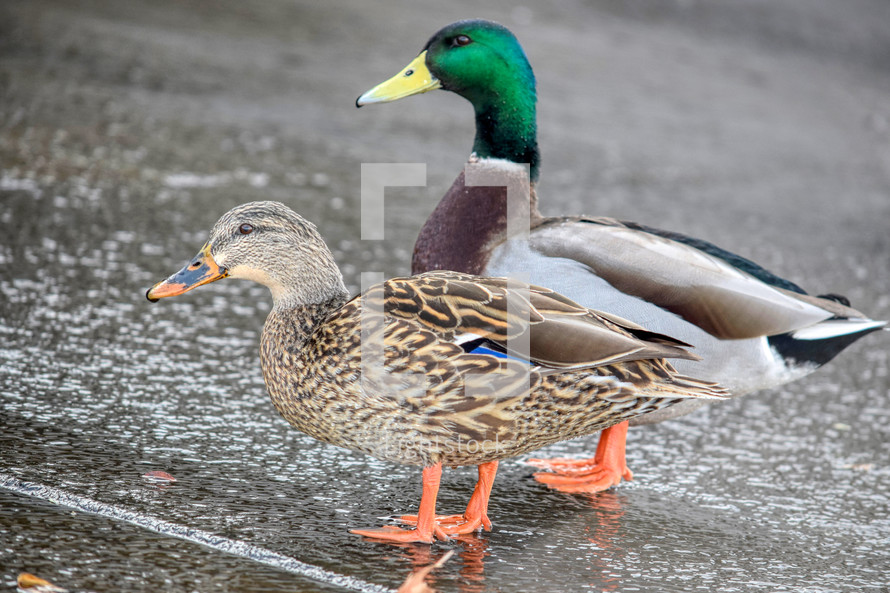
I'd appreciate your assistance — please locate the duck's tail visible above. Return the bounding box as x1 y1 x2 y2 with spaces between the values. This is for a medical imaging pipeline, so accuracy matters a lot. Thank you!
647 371 731 401
768 317 886 368
605 358 731 403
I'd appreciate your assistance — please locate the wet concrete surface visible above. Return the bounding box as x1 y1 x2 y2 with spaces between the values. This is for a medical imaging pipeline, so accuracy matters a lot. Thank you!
1 0 889 591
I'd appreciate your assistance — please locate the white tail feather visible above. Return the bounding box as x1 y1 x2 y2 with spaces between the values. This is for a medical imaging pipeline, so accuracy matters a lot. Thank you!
791 318 886 341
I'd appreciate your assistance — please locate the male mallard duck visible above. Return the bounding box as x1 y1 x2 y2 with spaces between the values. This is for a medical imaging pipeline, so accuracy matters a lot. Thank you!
147 201 727 543
356 19 886 493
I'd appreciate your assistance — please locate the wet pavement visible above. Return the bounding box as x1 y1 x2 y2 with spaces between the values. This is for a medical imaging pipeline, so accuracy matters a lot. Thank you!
2 0 889 591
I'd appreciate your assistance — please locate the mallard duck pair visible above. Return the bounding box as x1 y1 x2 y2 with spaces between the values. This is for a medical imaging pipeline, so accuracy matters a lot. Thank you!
148 20 884 545
355 19 886 492
148 201 728 543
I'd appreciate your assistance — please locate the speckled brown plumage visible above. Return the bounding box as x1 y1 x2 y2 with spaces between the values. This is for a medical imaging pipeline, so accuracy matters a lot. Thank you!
147 201 728 542
257 270 727 467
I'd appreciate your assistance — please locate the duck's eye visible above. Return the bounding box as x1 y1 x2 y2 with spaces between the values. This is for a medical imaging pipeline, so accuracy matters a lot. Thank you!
453 35 472 47
238 223 254 235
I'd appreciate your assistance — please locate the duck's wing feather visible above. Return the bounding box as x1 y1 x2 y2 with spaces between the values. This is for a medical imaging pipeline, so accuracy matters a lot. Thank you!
379 271 701 371
347 273 727 451
612 218 809 294
526 217 850 340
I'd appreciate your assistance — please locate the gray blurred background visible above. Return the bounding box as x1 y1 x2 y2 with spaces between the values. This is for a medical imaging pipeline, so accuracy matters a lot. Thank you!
1 1 888 592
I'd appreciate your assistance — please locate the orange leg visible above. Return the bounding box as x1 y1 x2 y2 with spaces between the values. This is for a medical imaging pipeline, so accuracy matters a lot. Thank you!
351 463 450 543
528 422 633 493
400 461 499 536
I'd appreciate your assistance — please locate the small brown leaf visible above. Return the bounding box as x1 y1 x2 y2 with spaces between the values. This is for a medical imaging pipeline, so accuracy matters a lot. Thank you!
842 463 874 472
142 471 176 482
17 573 68 592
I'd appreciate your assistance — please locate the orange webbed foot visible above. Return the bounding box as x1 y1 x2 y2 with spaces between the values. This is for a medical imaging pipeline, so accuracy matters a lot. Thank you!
352 463 451 544
350 524 449 544
399 513 463 527
528 422 633 493
443 460 497 534
440 510 490 536
397 512 488 536
353 462 500 544
401 460 497 536
527 456 604 475
531 465 631 493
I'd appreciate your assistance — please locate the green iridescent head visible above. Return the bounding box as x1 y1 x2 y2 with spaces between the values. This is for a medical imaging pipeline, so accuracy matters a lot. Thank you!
358 19 540 181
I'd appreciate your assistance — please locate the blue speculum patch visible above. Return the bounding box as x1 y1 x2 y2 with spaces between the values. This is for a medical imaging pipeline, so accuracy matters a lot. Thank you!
467 344 509 358
464 340 533 365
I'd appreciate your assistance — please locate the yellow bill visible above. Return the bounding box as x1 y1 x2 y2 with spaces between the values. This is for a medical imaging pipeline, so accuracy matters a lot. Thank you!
356 52 442 106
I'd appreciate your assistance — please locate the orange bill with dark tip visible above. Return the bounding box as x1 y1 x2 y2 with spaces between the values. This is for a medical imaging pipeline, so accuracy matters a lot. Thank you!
146 243 228 302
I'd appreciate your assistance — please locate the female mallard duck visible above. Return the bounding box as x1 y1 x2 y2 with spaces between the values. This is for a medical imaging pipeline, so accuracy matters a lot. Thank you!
356 19 886 493
147 201 727 543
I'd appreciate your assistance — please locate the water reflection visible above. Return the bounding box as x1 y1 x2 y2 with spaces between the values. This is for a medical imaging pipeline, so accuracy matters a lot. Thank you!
386 533 490 593
450 535 488 593
581 492 626 592
381 491 629 592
